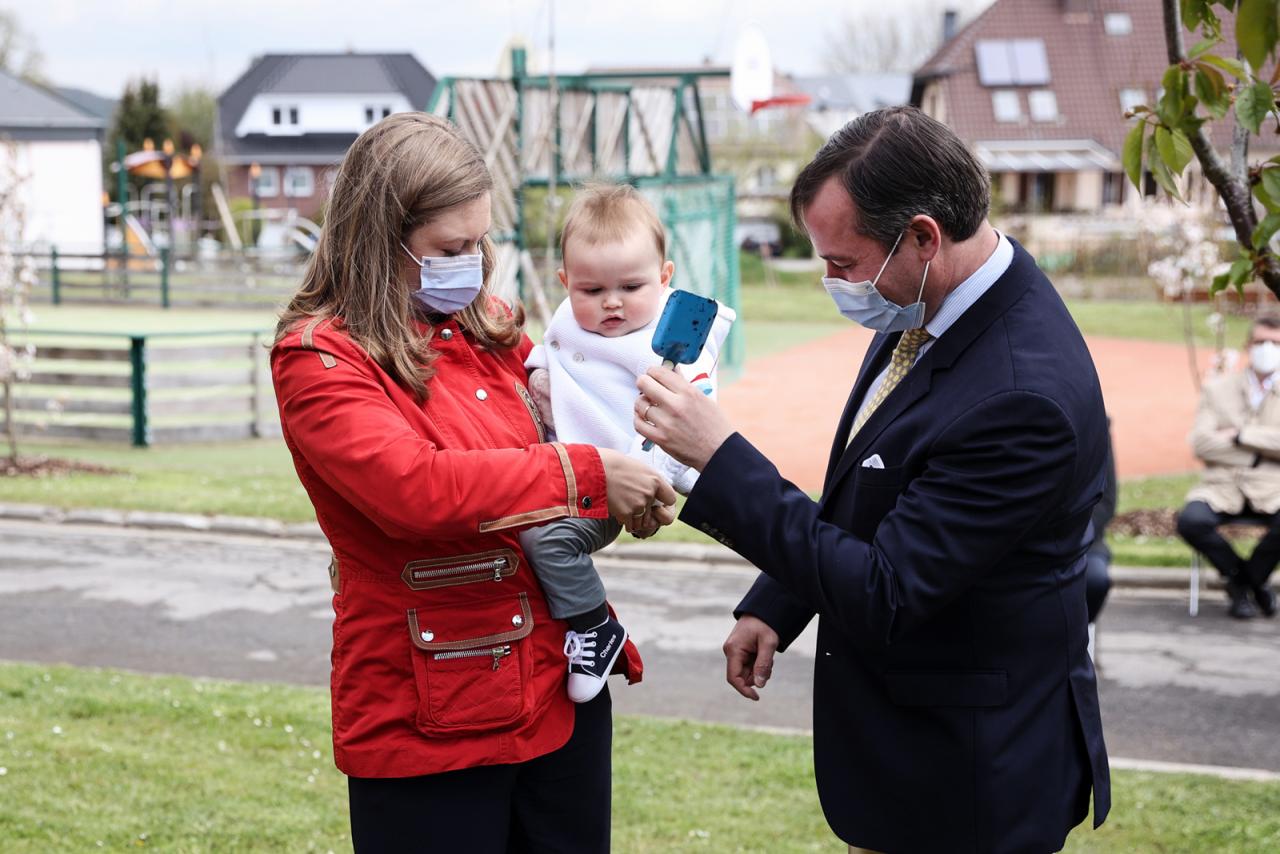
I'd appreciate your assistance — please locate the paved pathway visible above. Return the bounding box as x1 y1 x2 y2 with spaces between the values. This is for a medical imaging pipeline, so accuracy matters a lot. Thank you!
720 328 1210 492
2 520 1277 774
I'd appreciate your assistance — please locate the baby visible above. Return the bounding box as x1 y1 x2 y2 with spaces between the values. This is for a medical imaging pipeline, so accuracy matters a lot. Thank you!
522 184 735 702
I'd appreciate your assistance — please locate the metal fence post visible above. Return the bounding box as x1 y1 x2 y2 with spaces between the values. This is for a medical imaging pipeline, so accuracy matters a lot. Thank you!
50 245 61 305
160 247 171 309
129 336 149 447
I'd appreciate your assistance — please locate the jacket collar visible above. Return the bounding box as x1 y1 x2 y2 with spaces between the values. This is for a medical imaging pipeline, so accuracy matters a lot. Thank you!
821 238 1040 501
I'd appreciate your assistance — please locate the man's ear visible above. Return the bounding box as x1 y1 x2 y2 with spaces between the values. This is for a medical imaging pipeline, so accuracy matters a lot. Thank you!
660 260 675 287
907 215 942 263
557 268 569 288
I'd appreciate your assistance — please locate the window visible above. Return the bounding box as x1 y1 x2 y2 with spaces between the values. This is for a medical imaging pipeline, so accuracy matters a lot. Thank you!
365 104 393 124
975 39 1050 86
271 105 299 127
1104 13 1133 35
251 166 280 198
992 90 1022 122
1028 89 1059 122
1119 88 1146 115
283 166 315 198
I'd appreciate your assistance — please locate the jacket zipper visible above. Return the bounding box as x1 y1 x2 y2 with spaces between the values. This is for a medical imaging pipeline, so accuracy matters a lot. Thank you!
433 645 512 670
413 556 509 583
403 551 517 590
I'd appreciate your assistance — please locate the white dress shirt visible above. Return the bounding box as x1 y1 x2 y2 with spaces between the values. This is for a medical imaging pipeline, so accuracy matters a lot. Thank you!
851 231 1014 429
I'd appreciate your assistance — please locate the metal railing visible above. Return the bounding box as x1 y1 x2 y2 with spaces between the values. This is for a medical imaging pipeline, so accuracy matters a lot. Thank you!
5 329 277 447
22 248 304 310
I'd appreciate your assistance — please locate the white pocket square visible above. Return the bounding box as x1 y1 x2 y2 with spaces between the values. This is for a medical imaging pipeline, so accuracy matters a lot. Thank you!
860 453 885 469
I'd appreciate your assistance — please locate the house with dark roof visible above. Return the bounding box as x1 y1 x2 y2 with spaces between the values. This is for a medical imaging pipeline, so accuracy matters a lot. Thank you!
216 53 436 219
911 0 1222 212
0 69 105 251
794 73 911 140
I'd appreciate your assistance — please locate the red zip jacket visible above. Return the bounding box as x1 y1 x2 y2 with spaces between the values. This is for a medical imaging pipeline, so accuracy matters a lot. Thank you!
271 313 643 777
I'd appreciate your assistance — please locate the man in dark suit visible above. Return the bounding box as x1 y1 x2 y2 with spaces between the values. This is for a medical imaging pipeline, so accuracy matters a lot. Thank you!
635 107 1110 853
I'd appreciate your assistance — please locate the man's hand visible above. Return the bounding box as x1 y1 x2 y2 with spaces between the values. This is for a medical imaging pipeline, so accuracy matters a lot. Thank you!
723 614 780 701
627 501 677 539
634 365 735 470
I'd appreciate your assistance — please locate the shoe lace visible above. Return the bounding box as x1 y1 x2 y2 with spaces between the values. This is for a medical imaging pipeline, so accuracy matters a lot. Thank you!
564 630 598 664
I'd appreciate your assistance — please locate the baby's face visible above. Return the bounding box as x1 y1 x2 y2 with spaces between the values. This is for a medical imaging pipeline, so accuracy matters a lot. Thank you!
561 230 672 337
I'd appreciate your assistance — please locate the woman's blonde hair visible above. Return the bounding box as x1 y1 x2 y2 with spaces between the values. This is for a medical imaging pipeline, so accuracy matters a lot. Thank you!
276 112 523 400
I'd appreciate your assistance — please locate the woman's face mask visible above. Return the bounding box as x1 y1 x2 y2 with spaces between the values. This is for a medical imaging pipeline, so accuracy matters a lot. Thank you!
401 242 483 315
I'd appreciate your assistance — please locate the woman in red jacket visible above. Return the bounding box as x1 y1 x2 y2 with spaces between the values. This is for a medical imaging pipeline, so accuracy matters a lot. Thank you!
271 112 677 852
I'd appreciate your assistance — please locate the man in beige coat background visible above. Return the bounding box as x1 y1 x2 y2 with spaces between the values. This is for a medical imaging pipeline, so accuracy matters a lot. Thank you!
1176 315 1280 619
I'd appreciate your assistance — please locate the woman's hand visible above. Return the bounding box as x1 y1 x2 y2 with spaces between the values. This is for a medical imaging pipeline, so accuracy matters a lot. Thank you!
598 448 678 534
634 365 736 471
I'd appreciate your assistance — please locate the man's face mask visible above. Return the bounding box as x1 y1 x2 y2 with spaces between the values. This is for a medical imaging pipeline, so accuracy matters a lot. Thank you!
1250 340 1280 376
822 231 930 333
401 242 483 315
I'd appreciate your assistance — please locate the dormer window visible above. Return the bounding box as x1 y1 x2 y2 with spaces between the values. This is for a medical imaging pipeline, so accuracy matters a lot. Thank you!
272 105 300 127
1104 13 1132 36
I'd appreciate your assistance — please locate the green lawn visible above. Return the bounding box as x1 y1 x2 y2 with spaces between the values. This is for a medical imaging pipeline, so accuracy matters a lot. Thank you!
1 440 313 522
0 663 1276 852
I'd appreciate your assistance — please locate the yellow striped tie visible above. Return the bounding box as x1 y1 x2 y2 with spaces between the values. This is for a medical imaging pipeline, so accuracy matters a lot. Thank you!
849 328 932 444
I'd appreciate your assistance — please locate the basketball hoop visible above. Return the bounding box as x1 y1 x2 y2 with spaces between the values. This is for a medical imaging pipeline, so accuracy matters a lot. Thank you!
730 24 773 113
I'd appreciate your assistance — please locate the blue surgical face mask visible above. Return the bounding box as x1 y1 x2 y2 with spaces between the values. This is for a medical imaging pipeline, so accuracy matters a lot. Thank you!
822 232 930 333
401 242 483 314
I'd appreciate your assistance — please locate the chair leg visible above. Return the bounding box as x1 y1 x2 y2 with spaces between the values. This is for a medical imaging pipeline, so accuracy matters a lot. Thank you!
1190 551 1200 617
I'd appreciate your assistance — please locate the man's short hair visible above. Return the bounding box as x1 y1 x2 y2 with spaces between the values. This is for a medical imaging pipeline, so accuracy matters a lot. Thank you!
1251 314 1280 337
789 106 991 249
560 183 666 267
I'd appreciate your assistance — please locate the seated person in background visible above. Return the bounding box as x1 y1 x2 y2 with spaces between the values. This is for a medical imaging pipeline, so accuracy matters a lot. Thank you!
1176 315 1280 619
522 183 735 702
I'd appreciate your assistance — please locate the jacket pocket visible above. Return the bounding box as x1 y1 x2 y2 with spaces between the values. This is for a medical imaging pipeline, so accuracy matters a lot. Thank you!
407 592 535 735
402 549 518 591
885 669 1008 708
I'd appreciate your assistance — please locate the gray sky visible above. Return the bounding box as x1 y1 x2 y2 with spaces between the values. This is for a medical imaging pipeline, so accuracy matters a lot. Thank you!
11 0 981 99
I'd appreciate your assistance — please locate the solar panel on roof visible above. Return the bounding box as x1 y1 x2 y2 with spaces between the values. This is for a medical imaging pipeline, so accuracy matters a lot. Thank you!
975 39 1051 87
975 40 1015 86
1011 40 1050 85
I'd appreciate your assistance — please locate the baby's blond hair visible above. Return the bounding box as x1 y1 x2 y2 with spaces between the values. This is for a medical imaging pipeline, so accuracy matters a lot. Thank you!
559 183 667 268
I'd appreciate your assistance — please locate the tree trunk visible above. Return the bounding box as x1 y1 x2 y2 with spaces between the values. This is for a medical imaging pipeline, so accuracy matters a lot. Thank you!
1161 0 1280 298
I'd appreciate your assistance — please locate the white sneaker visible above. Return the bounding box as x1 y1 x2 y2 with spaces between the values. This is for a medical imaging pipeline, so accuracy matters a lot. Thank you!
563 617 627 703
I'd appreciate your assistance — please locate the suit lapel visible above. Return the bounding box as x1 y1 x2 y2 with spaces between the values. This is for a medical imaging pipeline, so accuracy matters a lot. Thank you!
822 331 896 496
823 238 1041 498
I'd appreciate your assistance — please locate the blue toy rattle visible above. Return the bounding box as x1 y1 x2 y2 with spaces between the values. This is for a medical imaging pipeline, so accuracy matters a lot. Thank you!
641 290 721 451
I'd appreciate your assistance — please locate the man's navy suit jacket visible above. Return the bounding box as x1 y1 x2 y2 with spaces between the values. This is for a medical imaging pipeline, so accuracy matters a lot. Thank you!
683 241 1110 853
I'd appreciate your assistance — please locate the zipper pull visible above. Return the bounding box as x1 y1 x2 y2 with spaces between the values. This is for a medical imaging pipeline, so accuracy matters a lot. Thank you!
491 647 504 670
493 557 507 582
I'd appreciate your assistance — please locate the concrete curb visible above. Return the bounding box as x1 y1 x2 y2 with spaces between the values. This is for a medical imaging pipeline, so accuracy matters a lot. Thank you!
0 501 1212 590
0 502 327 541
